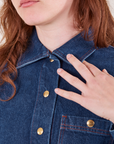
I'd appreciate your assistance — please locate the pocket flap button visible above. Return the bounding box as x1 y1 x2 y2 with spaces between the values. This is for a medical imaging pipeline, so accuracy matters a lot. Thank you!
87 120 95 127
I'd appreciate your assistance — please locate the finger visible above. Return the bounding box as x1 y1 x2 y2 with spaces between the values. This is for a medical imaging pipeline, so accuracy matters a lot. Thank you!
57 68 87 93
102 69 113 78
102 69 110 75
54 88 84 105
66 54 93 81
83 61 101 76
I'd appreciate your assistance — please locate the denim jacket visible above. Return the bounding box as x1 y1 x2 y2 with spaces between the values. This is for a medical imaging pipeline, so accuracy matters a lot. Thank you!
1 27 114 144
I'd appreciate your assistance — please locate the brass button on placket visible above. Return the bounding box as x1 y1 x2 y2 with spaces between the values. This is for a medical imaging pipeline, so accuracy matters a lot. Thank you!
37 127 44 135
43 90 49 98
50 59 54 62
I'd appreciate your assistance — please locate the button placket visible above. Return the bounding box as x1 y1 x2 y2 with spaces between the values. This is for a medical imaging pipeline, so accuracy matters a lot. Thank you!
30 55 60 144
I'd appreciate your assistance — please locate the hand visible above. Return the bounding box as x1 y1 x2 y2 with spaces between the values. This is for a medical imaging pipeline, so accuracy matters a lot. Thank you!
54 54 114 123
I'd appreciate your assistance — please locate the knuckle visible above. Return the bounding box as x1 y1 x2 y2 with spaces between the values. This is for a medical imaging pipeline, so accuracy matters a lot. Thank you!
97 73 107 80
80 97 87 107
87 63 93 68
62 90 66 97
66 91 73 100
59 89 65 96
70 76 78 85
92 79 98 85
61 70 67 77
88 78 100 88
77 63 84 70
88 77 96 85
85 88 91 96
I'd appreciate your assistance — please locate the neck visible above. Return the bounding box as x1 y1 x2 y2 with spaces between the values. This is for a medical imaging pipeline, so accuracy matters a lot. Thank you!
35 17 80 52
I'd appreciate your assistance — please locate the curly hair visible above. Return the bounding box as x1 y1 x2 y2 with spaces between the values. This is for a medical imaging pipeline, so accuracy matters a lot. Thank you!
0 0 114 101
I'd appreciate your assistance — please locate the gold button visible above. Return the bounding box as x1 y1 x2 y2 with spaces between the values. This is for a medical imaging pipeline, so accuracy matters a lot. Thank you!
37 127 43 135
43 90 49 98
87 120 95 127
50 59 54 62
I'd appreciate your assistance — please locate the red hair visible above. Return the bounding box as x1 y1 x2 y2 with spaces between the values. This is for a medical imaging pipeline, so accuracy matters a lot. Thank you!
0 0 114 101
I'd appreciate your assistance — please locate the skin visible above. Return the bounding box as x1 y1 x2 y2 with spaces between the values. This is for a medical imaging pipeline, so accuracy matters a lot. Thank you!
55 54 114 123
11 0 80 52
11 0 114 122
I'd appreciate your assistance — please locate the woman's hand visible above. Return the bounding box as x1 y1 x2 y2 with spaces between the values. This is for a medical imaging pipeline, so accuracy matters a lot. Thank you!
54 54 114 123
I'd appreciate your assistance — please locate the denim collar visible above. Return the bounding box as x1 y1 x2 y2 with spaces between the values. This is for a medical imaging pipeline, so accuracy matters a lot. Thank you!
17 27 96 69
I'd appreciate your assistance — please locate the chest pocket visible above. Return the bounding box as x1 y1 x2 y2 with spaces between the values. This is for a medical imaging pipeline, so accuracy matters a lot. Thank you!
58 115 113 144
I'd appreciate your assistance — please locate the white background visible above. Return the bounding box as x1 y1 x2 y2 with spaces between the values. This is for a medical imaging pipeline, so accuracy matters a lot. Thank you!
0 0 114 40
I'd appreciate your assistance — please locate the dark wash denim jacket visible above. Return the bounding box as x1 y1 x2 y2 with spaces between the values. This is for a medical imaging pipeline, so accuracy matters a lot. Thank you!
1 27 114 144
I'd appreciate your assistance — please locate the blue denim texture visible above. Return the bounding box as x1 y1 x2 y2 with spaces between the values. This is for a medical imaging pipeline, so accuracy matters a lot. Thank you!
0 27 114 144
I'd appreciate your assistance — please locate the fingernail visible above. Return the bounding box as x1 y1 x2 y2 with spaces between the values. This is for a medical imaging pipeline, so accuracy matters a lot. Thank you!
54 88 59 93
57 68 62 73
67 54 72 59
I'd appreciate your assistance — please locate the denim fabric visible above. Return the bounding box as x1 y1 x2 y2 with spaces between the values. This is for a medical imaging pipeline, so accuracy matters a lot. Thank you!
0 27 114 144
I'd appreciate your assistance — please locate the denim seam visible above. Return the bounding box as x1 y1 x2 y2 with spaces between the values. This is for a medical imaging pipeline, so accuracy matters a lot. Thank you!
111 137 113 144
82 49 96 62
61 116 67 144
53 51 70 65
30 61 45 144
17 51 49 67
55 47 96 62
55 50 66 59
80 47 94 61
58 116 67 144
60 126 110 136
108 135 113 144
61 123 109 133
50 116 54 143
50 108 58 143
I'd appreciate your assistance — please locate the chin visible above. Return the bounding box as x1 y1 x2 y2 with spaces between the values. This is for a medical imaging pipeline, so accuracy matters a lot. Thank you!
21 17 44 26
23 20 46 26
22 16 54 26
